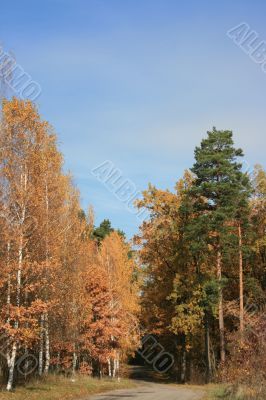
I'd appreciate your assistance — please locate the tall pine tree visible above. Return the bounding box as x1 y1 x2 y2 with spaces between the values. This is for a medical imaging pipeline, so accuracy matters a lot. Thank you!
187 128 251 363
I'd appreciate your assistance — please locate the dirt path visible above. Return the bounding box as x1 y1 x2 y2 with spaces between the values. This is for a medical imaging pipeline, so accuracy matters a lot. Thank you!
88 382 205 400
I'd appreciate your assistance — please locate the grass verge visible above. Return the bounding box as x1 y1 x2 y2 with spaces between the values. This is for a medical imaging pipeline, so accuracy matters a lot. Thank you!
204 384 228 399
0 374 136 400
204 383 266 400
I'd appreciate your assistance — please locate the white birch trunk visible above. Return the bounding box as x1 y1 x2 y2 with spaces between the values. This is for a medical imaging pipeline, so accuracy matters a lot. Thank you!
6 242 11 369
6 233 23 390
112 357 117 378
7 242 11 325
108 358 112 377
72 352 77 375
116 353 120 380
43 182 51 375
5 141 27 390
38 314 44 376
44 312 50 374
6 342 17 391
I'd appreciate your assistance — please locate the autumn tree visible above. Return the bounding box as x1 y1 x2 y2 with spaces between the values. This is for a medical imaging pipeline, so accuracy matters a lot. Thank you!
135 172 207 382
0 98 141 390
100 231 140 377
0 98 60 389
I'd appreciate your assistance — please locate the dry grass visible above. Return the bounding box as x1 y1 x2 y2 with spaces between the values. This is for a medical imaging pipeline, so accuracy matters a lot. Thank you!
204 383 266 400
0 374 136 400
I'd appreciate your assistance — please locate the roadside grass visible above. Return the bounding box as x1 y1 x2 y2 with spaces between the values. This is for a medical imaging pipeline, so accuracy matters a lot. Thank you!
0 374 136 400
204 384 229 399
204 383 266 400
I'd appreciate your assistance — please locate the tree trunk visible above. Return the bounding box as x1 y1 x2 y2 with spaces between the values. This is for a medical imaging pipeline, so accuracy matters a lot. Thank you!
38 314 44 376
7 242 11 325
56 352 60 372
43 182 50 375
204 311 212 383
44 313 50 374
112 358 116 378
238 222 244 337
23 348 29 380
217 249 225 363
98 362 103 379
180 334 186 383
116 353 120 380
108 358 111 377
6 342 17 391
7 234 23 391
72 351 77 375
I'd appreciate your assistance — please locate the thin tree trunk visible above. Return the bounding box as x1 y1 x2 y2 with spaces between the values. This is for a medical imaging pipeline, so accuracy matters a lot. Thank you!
98 362 103 379
43 182 50 375
113 357 119 379
108 359 111 377
72 351 77 375
24 286 29 380
38 314 44 376
204 312 211 383
6 242 11 370
217 249 225 363
44 313 50 374
7 234 23 391
56 352 60 372
112 358 116 378
116 353 120 380
7 242 11 325
23 348 29 380
180 334 186 383
16 235 23 309
238 222 244 337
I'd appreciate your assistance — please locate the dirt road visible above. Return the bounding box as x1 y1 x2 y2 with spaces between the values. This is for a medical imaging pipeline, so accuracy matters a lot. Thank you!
89 382 205 400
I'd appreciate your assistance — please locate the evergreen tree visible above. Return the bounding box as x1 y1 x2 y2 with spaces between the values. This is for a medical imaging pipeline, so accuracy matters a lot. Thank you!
93 219 114 244
187 128 251 363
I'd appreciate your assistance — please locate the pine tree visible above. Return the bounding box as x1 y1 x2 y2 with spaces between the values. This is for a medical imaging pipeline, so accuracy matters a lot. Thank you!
187 128 251 363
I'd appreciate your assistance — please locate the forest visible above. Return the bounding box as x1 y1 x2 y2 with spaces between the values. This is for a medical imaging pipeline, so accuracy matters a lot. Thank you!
135 128 266 397
0 98 265 399
0 99 140 391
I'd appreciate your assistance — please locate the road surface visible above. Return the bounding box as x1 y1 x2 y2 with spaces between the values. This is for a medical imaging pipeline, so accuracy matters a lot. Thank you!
89 382 205 400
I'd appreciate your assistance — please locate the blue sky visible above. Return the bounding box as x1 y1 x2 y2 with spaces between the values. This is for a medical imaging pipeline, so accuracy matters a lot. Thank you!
1 0 266 238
